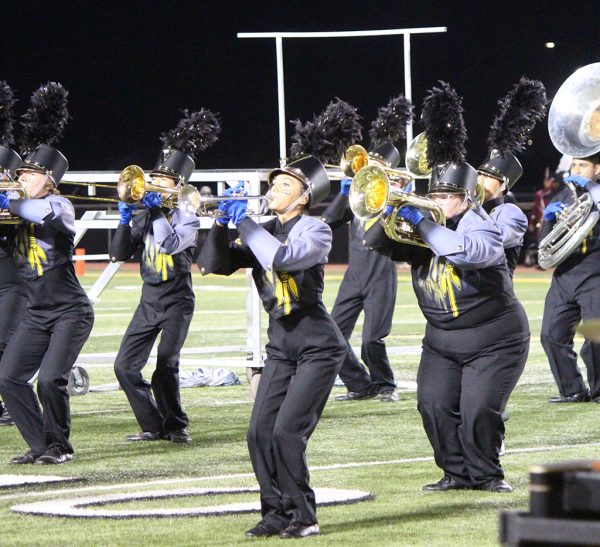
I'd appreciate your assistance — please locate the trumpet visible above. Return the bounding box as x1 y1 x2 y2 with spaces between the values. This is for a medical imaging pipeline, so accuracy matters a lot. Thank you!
0 178 28 224
349 165 445 247
193 194 270 217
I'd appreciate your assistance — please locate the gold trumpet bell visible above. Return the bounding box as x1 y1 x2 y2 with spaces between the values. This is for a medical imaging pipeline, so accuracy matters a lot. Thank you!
405 132 432 178
118 165 147 204
349 166 389 220
340 144 369 177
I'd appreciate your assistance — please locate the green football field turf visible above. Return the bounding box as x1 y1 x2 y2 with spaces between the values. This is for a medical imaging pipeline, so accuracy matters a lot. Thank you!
0 266 598 546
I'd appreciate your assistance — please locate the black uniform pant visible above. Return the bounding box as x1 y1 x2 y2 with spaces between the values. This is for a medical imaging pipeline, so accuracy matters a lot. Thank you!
114 295 193 434
0 306 94 454
541 270 600 398
417 304 529 486
331 262 397 393
0 288 28 361
247 303 345 527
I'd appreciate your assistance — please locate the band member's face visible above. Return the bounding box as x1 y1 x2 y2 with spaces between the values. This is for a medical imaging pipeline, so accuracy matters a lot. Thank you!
570 159 600 180
18 170 51 199
151 175 176 200
428 192 468 219
478 173 505 201
267 174 307 213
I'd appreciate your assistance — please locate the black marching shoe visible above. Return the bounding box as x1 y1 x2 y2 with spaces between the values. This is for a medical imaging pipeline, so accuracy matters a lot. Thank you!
10 450 42 465
245 520 288 538
279 523 321 539
167 428 192 444
335 387 378 401
125 431 164 442
479 478 513 493
422 475 468 491
548 390 590 403
34 445 74 465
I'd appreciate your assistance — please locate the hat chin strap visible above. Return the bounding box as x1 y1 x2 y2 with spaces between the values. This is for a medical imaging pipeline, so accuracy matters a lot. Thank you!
282 187 311 214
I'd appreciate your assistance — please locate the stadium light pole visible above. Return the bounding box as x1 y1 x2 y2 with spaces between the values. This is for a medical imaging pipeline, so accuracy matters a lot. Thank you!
238 27 447 164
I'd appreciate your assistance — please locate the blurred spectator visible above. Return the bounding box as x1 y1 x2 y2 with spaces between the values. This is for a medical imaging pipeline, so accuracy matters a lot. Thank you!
528 167 563 240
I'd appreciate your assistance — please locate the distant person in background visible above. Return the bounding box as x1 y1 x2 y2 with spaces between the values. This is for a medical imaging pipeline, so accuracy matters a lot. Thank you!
528 167 562 241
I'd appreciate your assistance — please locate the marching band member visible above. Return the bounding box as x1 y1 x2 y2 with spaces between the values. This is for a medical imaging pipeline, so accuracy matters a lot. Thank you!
110 109 220 444
365 82 529 493
0 83 94 465
323 96 413 403
540 153 600 403
478 78 547 276
0 82 25 427
198 156 346 538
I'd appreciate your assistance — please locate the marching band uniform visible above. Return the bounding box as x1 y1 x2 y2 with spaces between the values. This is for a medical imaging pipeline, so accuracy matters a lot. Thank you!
322 142 402 401
0 142 94 465
199 156 345 538
365 82 529 492
0 146 26 426
540 156 600 402
110 149 200 443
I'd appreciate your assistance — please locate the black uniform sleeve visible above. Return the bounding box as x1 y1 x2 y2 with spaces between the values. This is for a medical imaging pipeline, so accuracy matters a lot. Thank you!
321 193 353 228
197 223 255 275
109 215 145 262
363 220 426 263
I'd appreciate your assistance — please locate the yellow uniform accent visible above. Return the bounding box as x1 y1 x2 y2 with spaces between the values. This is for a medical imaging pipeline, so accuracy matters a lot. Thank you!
274 271 299 316
16 224 48 277
144 234 174 281
420 257 462 317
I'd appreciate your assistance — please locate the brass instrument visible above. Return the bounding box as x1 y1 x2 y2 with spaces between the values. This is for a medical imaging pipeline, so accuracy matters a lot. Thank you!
334 144 414 185
539 63 600 269
405 132 432 177
193 194 270 217
349 165 445 247
0 178 28 224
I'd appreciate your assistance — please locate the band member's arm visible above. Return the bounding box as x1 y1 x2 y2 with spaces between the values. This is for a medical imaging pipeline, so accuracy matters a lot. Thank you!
416 212 504 269
236 216 331 272
492 204 528 248
109 210 144 261
362 220 422 262
197 222 254 275
149 208 200 254
8 196 75 234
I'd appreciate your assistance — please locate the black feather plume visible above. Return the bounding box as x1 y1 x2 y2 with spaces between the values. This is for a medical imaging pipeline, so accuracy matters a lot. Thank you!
488 77 548 154
160 108 221 159
289 97 362 163
0 81 17 147
20 82 69 156
368 95 413 147
421 81 467 167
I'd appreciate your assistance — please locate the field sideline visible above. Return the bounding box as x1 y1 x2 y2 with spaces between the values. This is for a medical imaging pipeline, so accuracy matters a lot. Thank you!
0 264 597 546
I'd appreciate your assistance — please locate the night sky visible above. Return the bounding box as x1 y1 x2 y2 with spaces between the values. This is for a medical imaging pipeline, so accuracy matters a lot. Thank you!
2 0 599 192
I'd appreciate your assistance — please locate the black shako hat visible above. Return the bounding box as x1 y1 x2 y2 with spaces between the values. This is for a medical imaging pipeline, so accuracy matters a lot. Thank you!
429 162 478 196
16 144 68 185
151 148 194 184
369 140 401 169
268 155 330 206
0 145 22 179
477 151 523 189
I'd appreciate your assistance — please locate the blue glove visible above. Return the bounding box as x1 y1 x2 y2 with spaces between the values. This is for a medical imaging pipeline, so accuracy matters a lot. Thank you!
0 192 9 210
216 199 231 226
544 201 564 221
142 192 162 209
229 199 248 225
117 201 136 225
398 205 425 226
340 178 352 197
565 175 592 188
383 205 394 218
402 181 415 194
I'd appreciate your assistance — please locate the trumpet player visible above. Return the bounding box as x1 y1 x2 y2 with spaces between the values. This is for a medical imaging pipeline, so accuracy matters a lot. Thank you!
198 156 346 539
110 109 220 444
0 83 94 465
365 83 529 493
541 153 600 403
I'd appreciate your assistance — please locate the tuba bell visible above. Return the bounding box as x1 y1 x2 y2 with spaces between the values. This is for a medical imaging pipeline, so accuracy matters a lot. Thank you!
349 164 445 247
539 63 600 269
